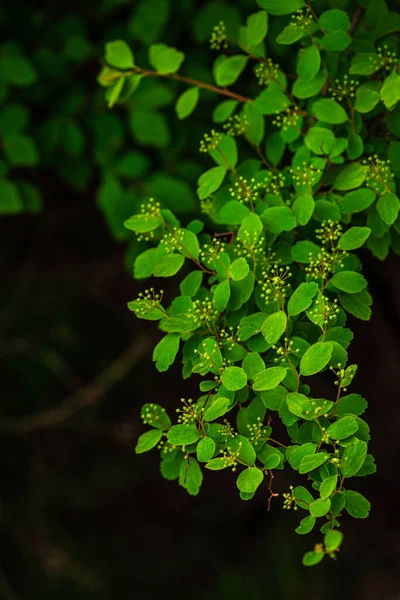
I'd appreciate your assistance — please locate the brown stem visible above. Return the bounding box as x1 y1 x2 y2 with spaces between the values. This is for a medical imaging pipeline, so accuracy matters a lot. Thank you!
129 67 251 104
349 7 364 35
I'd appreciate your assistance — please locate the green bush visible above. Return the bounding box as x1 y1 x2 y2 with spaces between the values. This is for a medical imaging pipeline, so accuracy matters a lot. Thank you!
98 0 400 566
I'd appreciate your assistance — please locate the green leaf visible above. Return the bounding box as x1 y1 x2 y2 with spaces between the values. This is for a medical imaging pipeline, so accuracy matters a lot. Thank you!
214 55 248 86
336 393 367 416
354 83 380 114
277 24 305 45
324 530 343 553
319 9 351 32
288 282 318 316
334 163 367 191
291 240 321 263
221 366 247 391
204 397 230 421
238 313 268 341
304 127 336 155
168 424 201 446
197 437 216 462
330 271 367 294
236 467 264 493
175 87 199 120
197 166 226 200
0 179 22 214
310 498 331 517
338 227 371 250
245 11 268 46
135 429 163 454
300 342 333 376
256 0 305 15
254 88 291 115
377 192 400 225
380 71 400 110
343 490 371 518
242 352 266 380
212 99 239 123
299 452 330 474
2 134 39 166
153 254 185 277
313 99 348 125
313 200 341 223
124 213 161 234
347 134 364 160
341 188 376 214
180 271 203 297
320 30 351 51
288 443 316 470
261 386 286 411
153 333 180 372
238 213 263 243
129 109 170 148
244 103 265 145
326 416 359 440
293 70 327 99
292 194 315 225
105 40 135 69
341 440 367 478
179 457 203 495
350 53 380 76
230 435 256 465
160 453 183 481
297 46 320 82
134 249 158 279
261 206 296 233
209 134 238 168
296 515 316 535
149 43 185 74
205 457 227 471
262 311 287 344
229 258 250 281
339 290 372 321
302 550 325 566
214 279 231 312
320 475 338 500
253 367 287 391
220 200 250 224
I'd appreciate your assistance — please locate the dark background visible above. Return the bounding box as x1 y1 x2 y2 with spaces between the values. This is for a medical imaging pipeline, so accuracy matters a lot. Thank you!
1 1 400 598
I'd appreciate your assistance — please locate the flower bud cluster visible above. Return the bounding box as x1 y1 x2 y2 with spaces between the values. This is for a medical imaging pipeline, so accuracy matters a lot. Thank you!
210 21 228 51
176 398 201 425
273 108 301 132
199 129 223 153
134 288 164 317
187 298 219 327
223 114 250 137
363 155 394 192
283 485 297 510
255 59 279 86
229 176 262 205
259 265 292 305
329 75 359 102
290 163 321 188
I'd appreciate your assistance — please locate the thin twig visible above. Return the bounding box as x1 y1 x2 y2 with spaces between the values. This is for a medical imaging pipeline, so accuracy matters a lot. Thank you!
349 6 364 35
0 332 155 434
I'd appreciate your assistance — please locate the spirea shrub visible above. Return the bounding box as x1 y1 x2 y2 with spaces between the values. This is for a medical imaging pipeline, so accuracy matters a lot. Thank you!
98 0 400 566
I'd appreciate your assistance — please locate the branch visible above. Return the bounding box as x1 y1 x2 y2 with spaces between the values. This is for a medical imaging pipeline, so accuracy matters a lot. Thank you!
349 6 364 35
126 66 251 104
0 332 155 434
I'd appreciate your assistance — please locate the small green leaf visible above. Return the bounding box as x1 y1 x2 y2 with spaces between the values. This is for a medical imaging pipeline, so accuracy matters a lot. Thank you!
324 530 343 553
213 279 231 312
153 254 185 277
338 227 371 250
168 424 201 445
220 200 250 224
377 192 400 225
149 43 185 74
204 397 230 421
319 9 350 32
296 515 316 535
253 367 287 391
135 429 163 454
339 290 372 321
262 311 287 344
245 11 268 46
236 467 264 493
197 437 216 462
343 490 371 518
326 416 359 440
221 366 247 391
214 55 248 86
153 333 180 372
320 475 338 500
238 313 268 341
179 457 203 495
380 71 400 110
197 166 227 200
350 53 380 76
256 0 305 14
288 282 319 316
310 498 331 517
313 99 348 125
299 452 330 474
242 352 266 380
304 127 336 155
105 40 135 69
297 46 320 82
330 271 367 294
261 206 296 233
341 188 376 213
254 88 291 115
302 550 325 566
336 393 367 416
320 30 351 51
229 258 250 281
180 270 203 297
292 194 315 225
300 342 333 376
238 213 263 243
355 83 380 114
175 87 199 120
334 163 367 191
341 440 367 478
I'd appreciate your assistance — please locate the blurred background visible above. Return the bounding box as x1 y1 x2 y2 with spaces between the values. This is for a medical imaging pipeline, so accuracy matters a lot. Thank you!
1 0 400 598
